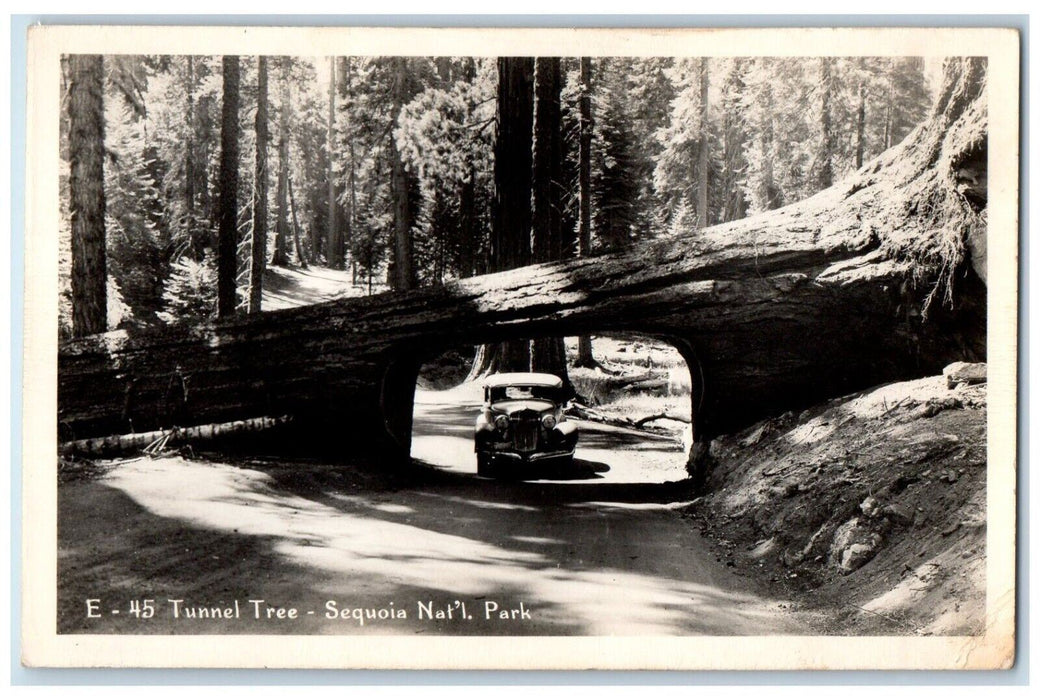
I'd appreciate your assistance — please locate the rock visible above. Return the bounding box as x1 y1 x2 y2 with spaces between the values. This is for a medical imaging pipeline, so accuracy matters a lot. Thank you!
944 361 987 389
840 543 879 574
881 503 913 525
917 396 964 418
860 496 880 517
942 522 962 537
708 439 724 459
749 537 776 558
830 517 883 573
741 425 767 447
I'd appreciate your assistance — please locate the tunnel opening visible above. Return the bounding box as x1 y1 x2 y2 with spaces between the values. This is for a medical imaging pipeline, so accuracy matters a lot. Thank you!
406 333 698 485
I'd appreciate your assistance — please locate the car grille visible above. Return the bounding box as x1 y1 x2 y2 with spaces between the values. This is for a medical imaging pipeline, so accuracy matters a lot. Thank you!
512 417 540 452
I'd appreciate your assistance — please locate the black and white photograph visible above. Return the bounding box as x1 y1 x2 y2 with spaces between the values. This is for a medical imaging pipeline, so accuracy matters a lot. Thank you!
21 25 1018 669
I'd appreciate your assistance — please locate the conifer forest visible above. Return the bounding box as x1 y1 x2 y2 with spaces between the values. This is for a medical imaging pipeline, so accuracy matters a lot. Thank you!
60 55 934 337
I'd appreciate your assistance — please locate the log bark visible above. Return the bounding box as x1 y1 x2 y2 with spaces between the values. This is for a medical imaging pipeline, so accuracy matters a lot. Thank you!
58 59 988 464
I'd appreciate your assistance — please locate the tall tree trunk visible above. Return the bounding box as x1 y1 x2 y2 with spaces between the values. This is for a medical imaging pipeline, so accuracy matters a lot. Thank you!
492 57 534 274
184 56 196 234
390 57 415 291
459 175 476 278
288 175 307 268
299 137 319 264
272 59 291 267
856 82 867 169
696 57 710 229
467 56 536 380
248 56 269 315
348 128 358 276
576 57 596 368
324 57 337 268
69 54 107 337
818 58 834 190
533 57 562 264
217 56 240 318
490 56 535 372
531 57 569 386
337 58 353 271
884 102 893 150
457 58 478 279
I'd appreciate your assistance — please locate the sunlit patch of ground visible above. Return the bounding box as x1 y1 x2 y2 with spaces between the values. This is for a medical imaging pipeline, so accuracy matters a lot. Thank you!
261 265 387 311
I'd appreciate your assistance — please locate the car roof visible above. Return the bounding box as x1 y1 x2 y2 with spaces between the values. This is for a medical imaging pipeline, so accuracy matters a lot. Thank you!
483 372 564 389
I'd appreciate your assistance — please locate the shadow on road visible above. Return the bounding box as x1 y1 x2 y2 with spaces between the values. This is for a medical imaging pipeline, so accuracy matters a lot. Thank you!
58 455 812 636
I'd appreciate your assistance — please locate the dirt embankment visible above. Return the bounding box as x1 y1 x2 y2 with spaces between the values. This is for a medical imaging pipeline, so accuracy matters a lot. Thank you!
687 366 987 636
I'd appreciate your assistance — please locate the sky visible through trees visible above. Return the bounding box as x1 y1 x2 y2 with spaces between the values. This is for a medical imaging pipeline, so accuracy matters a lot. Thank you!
59 54 936 339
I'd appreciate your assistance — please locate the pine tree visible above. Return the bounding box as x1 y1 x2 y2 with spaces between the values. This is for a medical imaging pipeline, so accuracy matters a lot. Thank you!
742 58 785 213
816 58 835 190
717 58 750 223
217 55 240 318
592 59 639 253
248 56 269 313
272 58 292 268
390 56 416 291
68 54 107 336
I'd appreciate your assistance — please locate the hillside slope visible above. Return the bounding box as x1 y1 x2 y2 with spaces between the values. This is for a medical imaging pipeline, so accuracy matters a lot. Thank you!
688 366 986 635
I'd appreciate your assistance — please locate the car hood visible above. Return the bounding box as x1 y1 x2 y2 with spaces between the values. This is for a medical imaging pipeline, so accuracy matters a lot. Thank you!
489 399 555 416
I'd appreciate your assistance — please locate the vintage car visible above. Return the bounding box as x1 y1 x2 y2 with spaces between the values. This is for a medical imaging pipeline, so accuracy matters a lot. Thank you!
474 372 578 477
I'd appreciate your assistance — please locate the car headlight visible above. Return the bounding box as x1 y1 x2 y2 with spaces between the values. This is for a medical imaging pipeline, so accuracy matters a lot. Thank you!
494 415 510 432
542 414 557 429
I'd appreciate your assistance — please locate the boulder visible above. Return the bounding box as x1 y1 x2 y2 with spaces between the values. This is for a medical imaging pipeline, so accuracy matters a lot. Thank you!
944 362 987 389
840 543 880 574
830 517 884 574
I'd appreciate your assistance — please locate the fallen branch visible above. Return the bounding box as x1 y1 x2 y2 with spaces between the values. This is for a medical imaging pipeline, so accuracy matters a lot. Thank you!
632 412 692 427
846 603 920 635
60 415 293 457
624 379 669 393
567 402 684 443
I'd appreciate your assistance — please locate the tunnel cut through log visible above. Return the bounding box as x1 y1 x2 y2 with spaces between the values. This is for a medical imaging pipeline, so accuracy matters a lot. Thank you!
392 333 705 463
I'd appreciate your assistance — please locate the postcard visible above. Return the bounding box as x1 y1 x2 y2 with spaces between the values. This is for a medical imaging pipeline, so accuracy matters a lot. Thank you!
21 24 1018 669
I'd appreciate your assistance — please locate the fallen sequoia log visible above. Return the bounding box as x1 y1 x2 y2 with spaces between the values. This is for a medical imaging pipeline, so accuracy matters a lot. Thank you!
59 59 988 467
60 415 292 458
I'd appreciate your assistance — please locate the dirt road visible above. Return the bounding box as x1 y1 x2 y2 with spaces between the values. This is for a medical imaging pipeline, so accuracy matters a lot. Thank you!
58 389 814 636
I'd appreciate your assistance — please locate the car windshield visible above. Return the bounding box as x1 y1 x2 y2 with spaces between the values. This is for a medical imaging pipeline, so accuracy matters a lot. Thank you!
490 385 558 403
